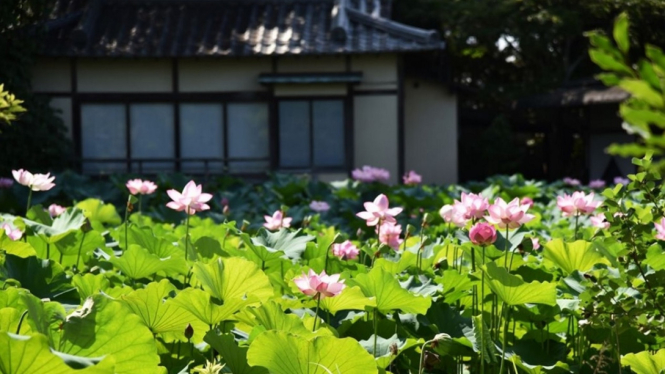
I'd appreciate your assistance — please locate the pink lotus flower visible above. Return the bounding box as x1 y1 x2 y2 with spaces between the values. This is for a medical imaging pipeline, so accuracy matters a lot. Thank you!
655 218 665 240
126 179 158 195
458 192 489 220
531 237 540 250
614 176 630 185
264 210 292 230
485 197 535 229
356 194 402 226
402 170 422 185
293 269 345 299
439 204 468 227
557 191 601 217
351 166 390 183
469 222 497 246
166 180 213 215
12 169 55 191
590 213 610 229
520 197 534 208
0 178 13 189
48 204 66 218
589 180 606 189
309 201 330 212
563 177 581 186
378 221 403 249
332 240 360 260
2 223 22 241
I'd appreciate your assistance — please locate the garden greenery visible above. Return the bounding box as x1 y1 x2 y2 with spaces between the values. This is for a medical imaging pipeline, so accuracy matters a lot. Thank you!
589 13 665 172
0 160 663 373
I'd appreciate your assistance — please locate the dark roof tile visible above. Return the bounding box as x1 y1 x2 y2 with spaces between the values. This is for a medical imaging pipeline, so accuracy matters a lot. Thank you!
41 0 444 57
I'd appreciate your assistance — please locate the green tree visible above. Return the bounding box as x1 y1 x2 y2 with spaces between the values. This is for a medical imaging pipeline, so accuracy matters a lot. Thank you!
0 0 72 175
394 0 665 108
588 13 665 172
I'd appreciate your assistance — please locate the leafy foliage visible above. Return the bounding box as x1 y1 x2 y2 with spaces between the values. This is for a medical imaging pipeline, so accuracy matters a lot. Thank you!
1 161 665 373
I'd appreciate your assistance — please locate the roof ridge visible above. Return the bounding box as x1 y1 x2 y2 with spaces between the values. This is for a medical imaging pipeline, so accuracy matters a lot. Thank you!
345 6 439 44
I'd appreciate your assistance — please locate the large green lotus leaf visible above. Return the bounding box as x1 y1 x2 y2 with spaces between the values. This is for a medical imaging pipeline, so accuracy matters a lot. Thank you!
0 255 77 302
436 269 474 304
0 234 37 258
21 291 66 338
193 257 274 302
119 279 207 342
24 208 86 244
484 262 557 306
509 355 571 374
236 301 328 339
240 232 285 263
127 226 184 260
351 267 431 314
72 273 110 301
54 230 105 257
320 286 376 315
247 331 378 374
76 199 122 226
468 315 498 364
171 288 248 326
0 308 32 334
542 239 610 274
52 295 160 374
621 349 665 374
302 227 338 260
0 332 117 374
250 229 315 262
110 245 184 280
204 332 268 374
357 334 420 369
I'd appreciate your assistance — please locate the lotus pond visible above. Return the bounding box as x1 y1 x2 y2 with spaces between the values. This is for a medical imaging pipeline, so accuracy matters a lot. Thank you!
1 160 664 374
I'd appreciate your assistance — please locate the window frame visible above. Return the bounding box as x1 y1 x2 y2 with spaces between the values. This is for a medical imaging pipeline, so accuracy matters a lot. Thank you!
72 92 353 177
73 92 272 176
275 96 352 174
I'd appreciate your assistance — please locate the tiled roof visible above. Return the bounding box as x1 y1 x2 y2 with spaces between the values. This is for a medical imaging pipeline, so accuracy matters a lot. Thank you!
41 0 444 57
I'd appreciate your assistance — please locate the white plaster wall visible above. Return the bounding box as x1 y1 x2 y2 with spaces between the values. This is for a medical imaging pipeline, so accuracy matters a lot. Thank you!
353 95 399 184
274 84 347 97
50 97 73 139
404 78 458 184
351 54 397 91
32 59 71 92
77 59 172 92
277 56 346 73
589 133 635 180
179 59 270 92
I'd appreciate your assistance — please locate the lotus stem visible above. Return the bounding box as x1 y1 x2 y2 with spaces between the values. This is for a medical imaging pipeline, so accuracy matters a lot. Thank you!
373 307 379 357
312 296 322 332
185 213 190 258
418 338 437 374
124 195 131 252
574 214 579 241
503 227 510 271
75 231 87 271
16 310 28 334
26 190 32 213
499 304 510 374
138 195 142 214
46 243 50 260
471 247 477 315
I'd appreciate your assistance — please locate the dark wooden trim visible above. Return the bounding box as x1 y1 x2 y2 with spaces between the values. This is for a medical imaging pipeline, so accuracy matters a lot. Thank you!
345 84 354 176
33 92 73 97
308 100 314 167
172 58 181 171
125 103 132 172
397 55 405 179
222 102 229 171
73 91 271 102
352 89 398 96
